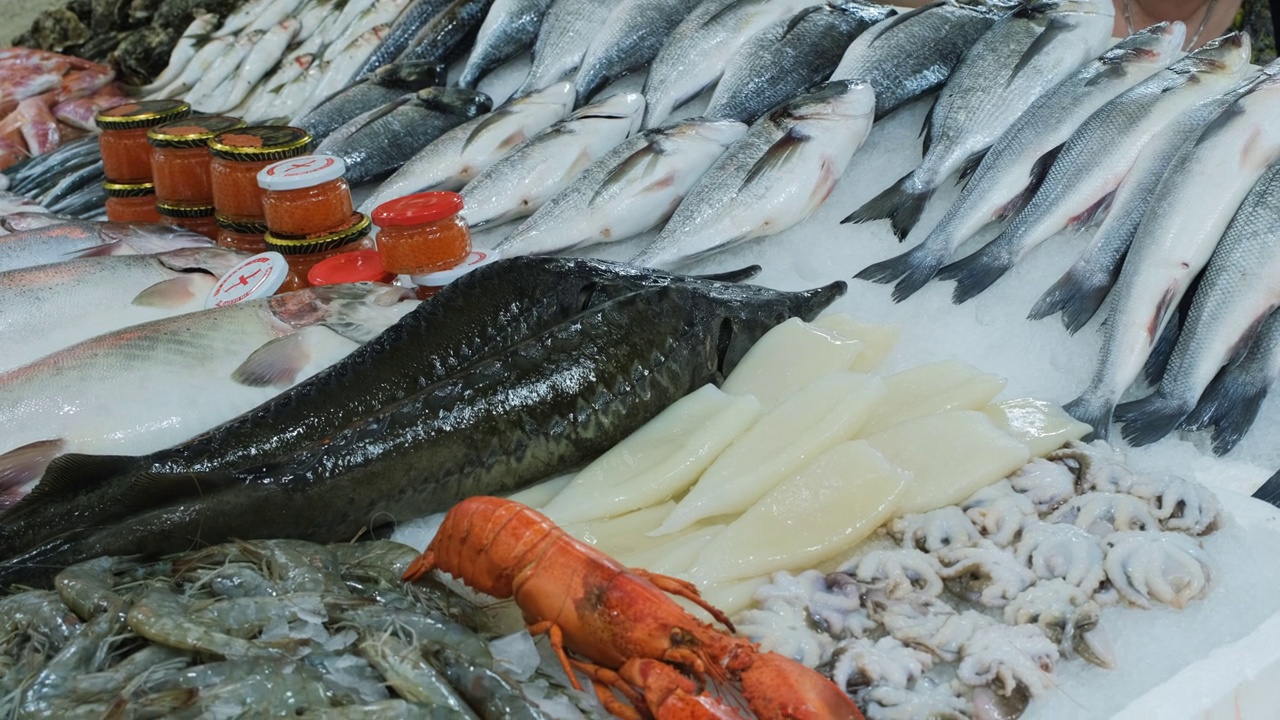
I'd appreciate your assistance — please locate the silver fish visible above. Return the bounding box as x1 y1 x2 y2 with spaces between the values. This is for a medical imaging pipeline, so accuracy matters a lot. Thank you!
359 82 575 213
241 0 307 34
140 13 220 95
495 117 747 256
351 0 455 80
704 0 895 124
216 0 300 37
458 0 553 89
844 0 1115 239
0 248 251 374
298 60 448 143
328 0 409 51
0 221 212 274
459 91 644 228
643 0 823 129
292 25 395 120
574 0 703 106
630 80 875 269
858 21 1185 302
829 0 1004 119
1182 308 1280 455
513 0 616 97
200 19 302 114
1066 61 1280 443
185 30 265 111
148 35 234 100
0 284 415 508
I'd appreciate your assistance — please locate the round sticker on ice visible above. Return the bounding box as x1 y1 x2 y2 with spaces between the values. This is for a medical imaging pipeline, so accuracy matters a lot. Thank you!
207 252 287 308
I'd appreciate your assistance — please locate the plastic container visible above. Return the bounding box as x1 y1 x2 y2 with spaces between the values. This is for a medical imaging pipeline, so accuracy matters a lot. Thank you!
409 249 502 299
206 252 288 307
96 99 191 183
307 249 396 287
265 214 373 292
149 116 246 206
209 126 313 222
257 154 354 238
372 192 471 276
216 216 269 253
103 181 161 223
157 202 218 239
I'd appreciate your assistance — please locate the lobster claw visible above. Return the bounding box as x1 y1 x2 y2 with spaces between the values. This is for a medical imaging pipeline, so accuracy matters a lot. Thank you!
738 651 866 720
619 658 745 720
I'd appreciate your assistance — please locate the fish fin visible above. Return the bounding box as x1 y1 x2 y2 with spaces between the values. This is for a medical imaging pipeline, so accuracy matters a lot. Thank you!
69 240 124 259
694 266 763 283
1001 143 1062 220
842 172 929 239
782 6 824 39
740 127 808 194
641 173 677 193
956 148 989 184
13 454 140 513
231 333 312 389
131 275 204 308
866 1 945 44
461 107 516 153
1028 259 1118 334
704 0 766 26
937 239 1016 303
592 142 664 206
1253 468 1280 508
1140 303 1182 385
854 243 946 303
1181 352 1270 454
0 439 65 496
120 471 229 511
1194 98 1244 147
1067 190 1115 231
1063 393 1112 442
920 98 935 154
1115 392 1192 446
1008 16 1077 85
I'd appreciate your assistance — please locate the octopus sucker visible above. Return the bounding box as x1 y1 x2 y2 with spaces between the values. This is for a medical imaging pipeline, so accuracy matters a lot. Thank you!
889 506 983 554
937 541 1036 607
1014 522 1106 593
1046 492 1159 536
1102 531 1212 609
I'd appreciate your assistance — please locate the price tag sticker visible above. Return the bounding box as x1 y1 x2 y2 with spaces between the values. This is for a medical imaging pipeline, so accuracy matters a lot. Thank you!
207 252 288 308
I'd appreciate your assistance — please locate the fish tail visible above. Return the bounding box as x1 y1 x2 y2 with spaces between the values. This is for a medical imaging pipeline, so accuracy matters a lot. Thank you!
1141 304 1182 386
1114 392 1191 447
1252 468 1280 509
842 173 931 239
1028 264 1111 334
1063 393 1113 443
694 266 763 283
937 241 1015 305
855 241 948 304
1183 365 1271 455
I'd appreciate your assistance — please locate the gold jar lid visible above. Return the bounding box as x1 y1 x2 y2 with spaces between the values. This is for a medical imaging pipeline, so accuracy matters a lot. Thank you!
149 116 248 149
264 214 371 255
102 181 156 198
215 215 269 234
96 99 191 131
208 126 313 162
157 202 216 218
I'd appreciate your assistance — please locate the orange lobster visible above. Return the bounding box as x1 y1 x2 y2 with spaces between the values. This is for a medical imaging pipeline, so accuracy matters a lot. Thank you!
402 496 864 720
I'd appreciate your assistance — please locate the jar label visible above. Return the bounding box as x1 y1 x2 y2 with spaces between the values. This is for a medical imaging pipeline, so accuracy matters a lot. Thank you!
207 252 288 308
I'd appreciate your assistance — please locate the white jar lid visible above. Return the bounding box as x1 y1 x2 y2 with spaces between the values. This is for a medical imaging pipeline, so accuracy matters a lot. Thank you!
206 252 288 307
257 154 346 192
409 249 503 287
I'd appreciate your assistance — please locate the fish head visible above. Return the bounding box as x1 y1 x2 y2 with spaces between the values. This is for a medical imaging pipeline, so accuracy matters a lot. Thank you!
1176 31 1252 79
270 282 416 342
374 60 448 91
658 118 749 151
414 88 494 119
1104 21 1186 69
774 80 876 130
154 246 255 277
569 92 645 136
509 81 576 115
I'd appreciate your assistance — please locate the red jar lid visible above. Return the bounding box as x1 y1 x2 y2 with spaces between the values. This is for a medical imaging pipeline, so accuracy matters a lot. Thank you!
372 192 464 227
308 249 396 286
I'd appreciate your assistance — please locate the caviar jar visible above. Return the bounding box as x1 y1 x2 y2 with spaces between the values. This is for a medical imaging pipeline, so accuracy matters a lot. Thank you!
149 116 246 206
307 250 396 287
157 202 218 239
96 99 191 183
103 181 161 223
372 192 471 276
209 126 313 222
265 214 373 292
216 216 269 253
257 155 354 238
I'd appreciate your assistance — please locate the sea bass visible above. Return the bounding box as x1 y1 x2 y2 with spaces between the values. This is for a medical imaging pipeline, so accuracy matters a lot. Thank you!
351 0 455 79
0 221 212 274
459 91 643 228
297 60 448 143
0 247 250 373
1182 308 1280 456
457 0 553 89
631 80 874 269
845 0 1115 239
359 82 575 213
0 284 415 511
573 0 702 106
513 0 617 97
0 281 845 585
397 0 496 66
858 22 1184 302
495 117 747 256
1066 61 1280 443
705 1 894 124
829 0 1004 119
317 87 493 184
937 33 1252 304
642 0 823 129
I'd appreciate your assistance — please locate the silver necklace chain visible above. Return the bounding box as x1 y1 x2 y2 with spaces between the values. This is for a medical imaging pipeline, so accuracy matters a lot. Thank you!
1123 0 1221 49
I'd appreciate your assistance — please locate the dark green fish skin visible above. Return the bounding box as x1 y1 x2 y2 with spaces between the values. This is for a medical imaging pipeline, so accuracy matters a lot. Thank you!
0 280 845 587
399 0 497 66
298 61 449 143
352 0 456 80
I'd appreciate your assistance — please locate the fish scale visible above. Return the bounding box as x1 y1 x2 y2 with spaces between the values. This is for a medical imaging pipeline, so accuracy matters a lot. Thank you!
572 0 702 106
0 221 211 274
457 0 553 90
1184 308 1280 455
513 0 616 97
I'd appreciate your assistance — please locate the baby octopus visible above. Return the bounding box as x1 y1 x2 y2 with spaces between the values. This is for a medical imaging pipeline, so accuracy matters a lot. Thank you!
1004 579 1113 668
937 541 1037 607
857 678 971 720
1126 475 1223 536
1102 531 1212 609
1047 492 1159 537
1014 522 1107 594
873 594 994 664
888 506 983 554
958 623 1059 717
1047 440 1136 493
962 481 1039 547
844 549 946 600
826 636 933 692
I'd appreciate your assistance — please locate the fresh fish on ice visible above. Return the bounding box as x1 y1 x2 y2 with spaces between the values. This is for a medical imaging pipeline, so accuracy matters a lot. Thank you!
513 0 616 97
197 18 301 114
397 0 496 66
351 0 455 80
0 247 250 374
216 0 301 38
0 284 414 511
0 212 65 234
573 0 702 106
140 13 220 95
705 0 895 124
859 21 1184 302
459 91 643 228
318 87 493 184
148 35 234 100
359 82 574 212
829 0 1004 120
496 117 747 256
0 221 212 274
938 33 1252 304
1066 60 1280 442
297 60 448 143
291 24 397 120
642 0 824 129
328 0 410 51
631 80 875 269
458 0 553 89
844 0 1115 239
1183 308 1280 455
184 30 265 111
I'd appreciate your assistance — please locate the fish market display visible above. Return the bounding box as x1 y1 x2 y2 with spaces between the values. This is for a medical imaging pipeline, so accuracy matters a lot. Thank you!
828 0 1003 120
359 82 575 212
704 0 895 125
1 137 107 218
0 220 211 273
458 0 553 89
845 0 1115 239
0 247 250 373
495 117 747 256
858 22 1185 301
0 49 123 170
631 80 874 269
573 0 704 106
296 60 447 143
459 92 643 228
513 0 616 97
352 0 455 81
0 283 413 512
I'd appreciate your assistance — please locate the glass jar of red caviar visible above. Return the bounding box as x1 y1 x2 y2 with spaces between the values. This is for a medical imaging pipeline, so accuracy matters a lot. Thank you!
307 249 396 287
216 216 269 253
149 116 246 207
157 202 218 239
103 181 161 223
372 192 471 276
96 99 190 183
257 154 354 238
209 126 313 223
265 214 374 292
